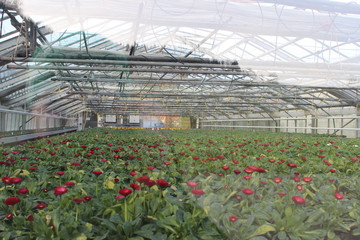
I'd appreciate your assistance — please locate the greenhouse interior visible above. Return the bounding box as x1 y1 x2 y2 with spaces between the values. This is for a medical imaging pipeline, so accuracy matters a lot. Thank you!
0 0 359 239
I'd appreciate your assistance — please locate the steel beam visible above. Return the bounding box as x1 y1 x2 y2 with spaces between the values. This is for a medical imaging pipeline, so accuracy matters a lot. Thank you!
0 57 241 69
7 64 245 75
0 128 77 145
67 90 346 101
0 106 76 119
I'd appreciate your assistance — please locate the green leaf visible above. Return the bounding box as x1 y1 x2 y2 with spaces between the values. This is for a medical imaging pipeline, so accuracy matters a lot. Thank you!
103 180 115 189
250 237 270 240
123 221 133 236
284 206 292 218
103 208 116 216
327 231 335 239
248 225 276 239
277 231 287 240
75 233 87 240
352 227 360 236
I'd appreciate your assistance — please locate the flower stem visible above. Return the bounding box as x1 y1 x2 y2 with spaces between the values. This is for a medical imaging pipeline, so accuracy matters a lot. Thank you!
75 206 79 222
124 199 128 222
96 181 98 198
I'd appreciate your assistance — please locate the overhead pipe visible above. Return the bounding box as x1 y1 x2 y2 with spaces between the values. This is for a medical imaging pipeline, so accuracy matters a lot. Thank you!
68 90 347 101
7 64 245 75
0 57 241 69
51 77 360 90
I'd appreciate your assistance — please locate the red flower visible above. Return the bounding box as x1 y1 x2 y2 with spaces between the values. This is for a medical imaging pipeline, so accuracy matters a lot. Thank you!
54 186 68 195
191 189 205 196
287 163 297 168
114 178 120 182
334 193 344 200
233 170 241 174
36 203 47 209
130 183 141 190
273 178 282 183
17 188 29 194
73 198 84 203
2 177 12 184
242 188 254 195
84 196 92 201
119 188 132 196
302 177 312 182
156 179 169 187
64 181 76 186
221 166 230 170
147 166 155 170
163 162 171 165
292 196 306 205
329 169 336 173
11 177 23 184
145 180 156 187
5 213 13 219
244 168 254 173
5 197 21 205
129 171 137 176
229 216 237 222
232 160 239 164
255 168 266 173
186 181 198 187
296 184 303 191
136 176 150 183
27 215 34 221
292 177 301 182
72 162 81 166
276 192 286 196
56 171 64 176
243 175 252 180
92 171 102 176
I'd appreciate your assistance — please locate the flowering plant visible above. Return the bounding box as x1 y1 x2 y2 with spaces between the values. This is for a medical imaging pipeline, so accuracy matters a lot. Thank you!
0 129 359 239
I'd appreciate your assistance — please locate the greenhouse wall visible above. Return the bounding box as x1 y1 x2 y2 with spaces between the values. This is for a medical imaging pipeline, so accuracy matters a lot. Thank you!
0 111 77 137
199 107 360 138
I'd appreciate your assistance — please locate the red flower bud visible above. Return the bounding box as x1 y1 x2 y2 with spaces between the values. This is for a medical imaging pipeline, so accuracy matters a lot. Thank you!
5 197 21 205
334 192 344 200
54 186 68 195
73 198 84 203
11 177 23 184
36 203 47 209
242 188 254 195
17 188 29 194
229 216 237 222
156 179 169 187
92 171 102 176
119 188 132 196
191 189 205 196
292 196 306 205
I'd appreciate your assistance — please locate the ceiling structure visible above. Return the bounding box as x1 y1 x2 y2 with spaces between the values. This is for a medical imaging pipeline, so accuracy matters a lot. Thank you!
0 0 359 119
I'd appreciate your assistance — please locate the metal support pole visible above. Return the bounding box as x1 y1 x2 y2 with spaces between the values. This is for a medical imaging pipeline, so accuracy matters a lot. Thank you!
357 106 360 138
311 115 316 134
0 112 5 132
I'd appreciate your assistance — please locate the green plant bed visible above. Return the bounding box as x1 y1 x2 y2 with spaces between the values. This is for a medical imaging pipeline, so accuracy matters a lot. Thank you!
0 129 359 239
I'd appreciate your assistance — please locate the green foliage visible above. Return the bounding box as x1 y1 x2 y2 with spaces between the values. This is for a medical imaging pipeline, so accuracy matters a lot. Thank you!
0 129 359 239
